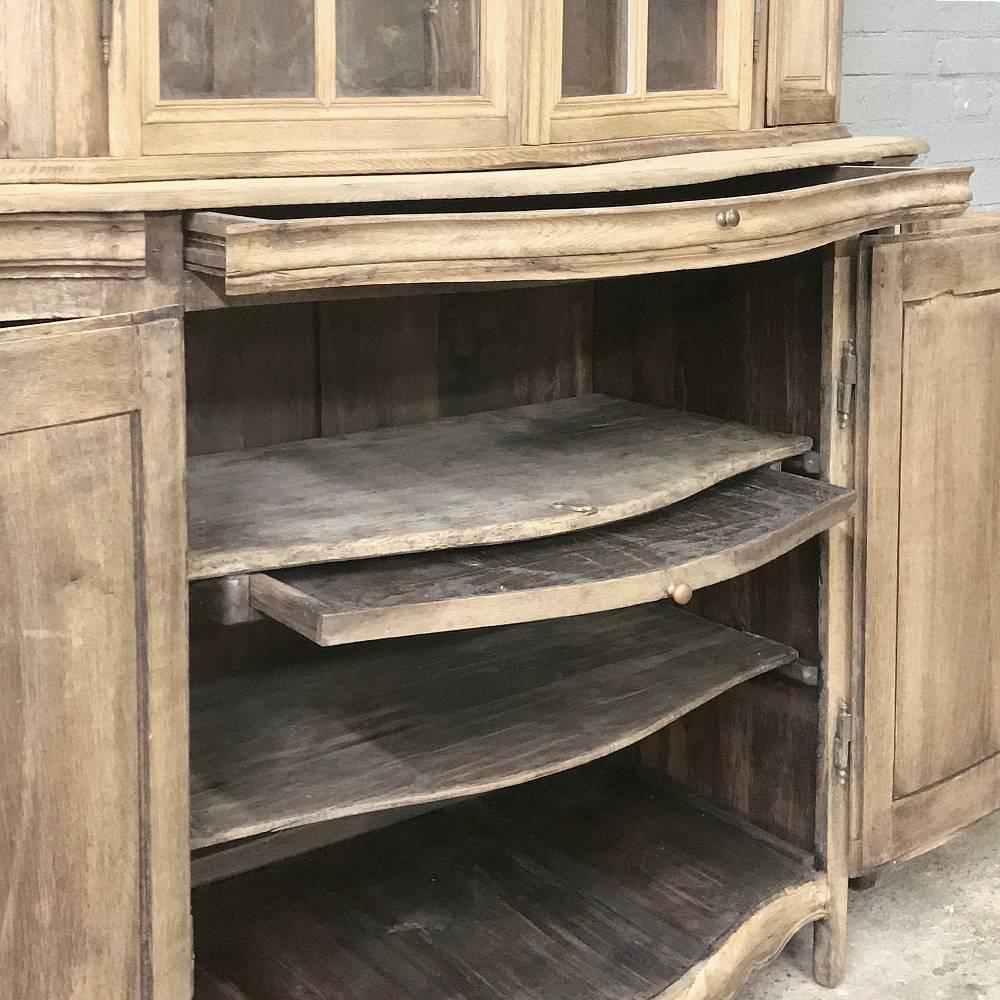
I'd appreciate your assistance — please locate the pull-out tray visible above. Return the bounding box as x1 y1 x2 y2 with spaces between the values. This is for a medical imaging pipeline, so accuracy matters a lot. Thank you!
184 165 971 295
189 603 797 850
247 469 854 646
187 394 811 580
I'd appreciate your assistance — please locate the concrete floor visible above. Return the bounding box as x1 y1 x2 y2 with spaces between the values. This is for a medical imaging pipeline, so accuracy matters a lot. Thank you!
743 810 1000 1000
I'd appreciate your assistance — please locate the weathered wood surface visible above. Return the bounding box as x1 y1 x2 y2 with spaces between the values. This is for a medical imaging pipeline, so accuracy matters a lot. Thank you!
193 767 823 1000
187 394 811 579
250 469 853 645
189 603 798 849
182 166 971 294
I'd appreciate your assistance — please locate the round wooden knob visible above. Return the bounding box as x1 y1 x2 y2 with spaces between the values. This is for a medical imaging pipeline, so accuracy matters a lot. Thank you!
668 583 694 606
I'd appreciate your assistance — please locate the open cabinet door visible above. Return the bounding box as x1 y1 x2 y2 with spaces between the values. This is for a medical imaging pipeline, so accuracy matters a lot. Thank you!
0 309 190 1000
766 0 843 125
854 218 1000 874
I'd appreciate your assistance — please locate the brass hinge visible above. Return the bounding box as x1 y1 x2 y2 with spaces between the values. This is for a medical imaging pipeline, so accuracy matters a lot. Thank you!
837 340 858 429
834 702 853 785
101 0 114 66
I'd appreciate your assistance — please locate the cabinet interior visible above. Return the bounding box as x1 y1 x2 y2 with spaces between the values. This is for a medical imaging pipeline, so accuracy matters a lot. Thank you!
185 249 832 997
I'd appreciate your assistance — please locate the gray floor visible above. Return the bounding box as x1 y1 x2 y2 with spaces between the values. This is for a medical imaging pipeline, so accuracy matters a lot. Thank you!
743 811 1000 1000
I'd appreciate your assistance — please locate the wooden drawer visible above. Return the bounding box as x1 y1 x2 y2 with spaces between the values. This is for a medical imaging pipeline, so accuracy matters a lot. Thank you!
183 166 971 295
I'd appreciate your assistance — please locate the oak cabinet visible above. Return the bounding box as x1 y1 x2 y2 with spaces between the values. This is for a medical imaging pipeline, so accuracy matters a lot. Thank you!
852 218 1000 873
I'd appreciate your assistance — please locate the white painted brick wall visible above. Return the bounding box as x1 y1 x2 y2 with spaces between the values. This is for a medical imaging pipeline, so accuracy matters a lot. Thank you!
842 0 1000 209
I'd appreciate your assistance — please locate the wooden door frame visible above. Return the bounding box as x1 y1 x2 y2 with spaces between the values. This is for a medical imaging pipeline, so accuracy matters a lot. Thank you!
112 0 521 157
852 222 1000 874
525 0 754 145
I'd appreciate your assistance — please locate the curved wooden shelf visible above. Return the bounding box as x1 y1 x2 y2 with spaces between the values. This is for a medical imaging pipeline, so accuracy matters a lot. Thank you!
250 469 854 646
183 165 971 295
189 603 797 849
187 394 810 580
193 766 827 1000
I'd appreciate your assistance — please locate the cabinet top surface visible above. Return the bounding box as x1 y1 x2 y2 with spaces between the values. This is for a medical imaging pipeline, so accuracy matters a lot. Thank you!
0 135 927 215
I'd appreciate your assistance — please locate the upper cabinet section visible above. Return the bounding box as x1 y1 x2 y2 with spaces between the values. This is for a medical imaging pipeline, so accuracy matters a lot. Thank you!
120 0 756 157
528 0 753 144
3 0 843 166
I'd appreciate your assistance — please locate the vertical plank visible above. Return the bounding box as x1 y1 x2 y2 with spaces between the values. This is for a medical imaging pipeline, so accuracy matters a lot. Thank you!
319 295 441 435
438 285 593 416
0 418 141 1000
5 0 56 157
53 0 109 156
0 0 8 156
185 304 321 456
138 316 193 1000
857 240 904 870
812 239 855 987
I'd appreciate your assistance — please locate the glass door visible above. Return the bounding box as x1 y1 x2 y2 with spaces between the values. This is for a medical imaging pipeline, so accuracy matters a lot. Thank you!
529 0 754 144
137 0 518 156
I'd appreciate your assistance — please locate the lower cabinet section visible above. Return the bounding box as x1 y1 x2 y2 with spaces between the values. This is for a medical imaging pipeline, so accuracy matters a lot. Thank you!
193 765 829 1000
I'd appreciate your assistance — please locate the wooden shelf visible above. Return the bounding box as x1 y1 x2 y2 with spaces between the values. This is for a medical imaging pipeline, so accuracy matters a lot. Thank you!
190 603 797 850
193 766 826 1000
187 394 811 579
249 469 854 645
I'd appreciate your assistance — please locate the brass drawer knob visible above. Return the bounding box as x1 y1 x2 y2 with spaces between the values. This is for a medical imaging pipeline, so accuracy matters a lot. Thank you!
668 583 694 606
716 208 742 229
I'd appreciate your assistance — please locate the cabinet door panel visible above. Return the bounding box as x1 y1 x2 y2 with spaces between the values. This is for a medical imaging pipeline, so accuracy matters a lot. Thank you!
159 0 316 99
0 417 141 1000
857 221 1000 873
531 0 753 144
337 0 480 97
894 292 1000 797
561 0 630 97
646 0 719 93
766 0 843 125
0 310 190 1000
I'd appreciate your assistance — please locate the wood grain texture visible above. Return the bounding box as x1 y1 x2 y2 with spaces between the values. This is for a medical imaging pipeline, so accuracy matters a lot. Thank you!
0 134 923 215
189 603 798 849
192 766 822 1000
0 417 141 1000
187 394 811 579
185 304 321 456
0 212 145 278
249 469 853 646
182 166 971 294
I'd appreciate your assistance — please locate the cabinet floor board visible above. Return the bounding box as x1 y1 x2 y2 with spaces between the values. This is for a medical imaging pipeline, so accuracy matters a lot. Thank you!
250 468 854 645
187 394 811 579
193 767 820 1000
190 603 797 850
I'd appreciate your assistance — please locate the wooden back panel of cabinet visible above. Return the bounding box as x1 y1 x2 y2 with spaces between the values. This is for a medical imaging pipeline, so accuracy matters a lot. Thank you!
0 310 191 1000
854 219 1000 874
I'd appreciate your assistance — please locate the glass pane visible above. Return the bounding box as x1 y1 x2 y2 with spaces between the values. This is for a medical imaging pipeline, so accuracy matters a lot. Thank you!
160 0 316 99
647 0 719 92
337 0 481 98
561 0 630 98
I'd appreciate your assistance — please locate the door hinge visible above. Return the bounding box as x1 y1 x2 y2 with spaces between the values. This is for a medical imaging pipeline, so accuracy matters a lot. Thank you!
100 0 114 66
836 340 858 429
834 702 853 785
752 0 763 61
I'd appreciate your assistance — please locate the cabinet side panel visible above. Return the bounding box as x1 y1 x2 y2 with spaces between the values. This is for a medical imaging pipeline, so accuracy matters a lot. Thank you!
0 417 142 1000
893 292 1000 796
